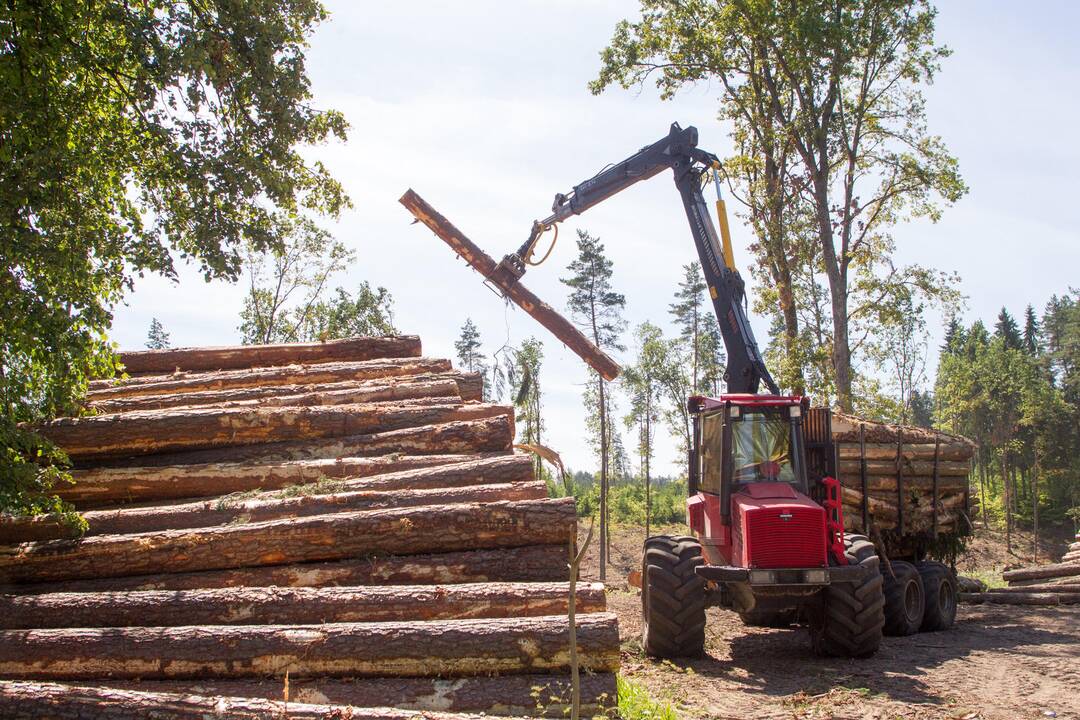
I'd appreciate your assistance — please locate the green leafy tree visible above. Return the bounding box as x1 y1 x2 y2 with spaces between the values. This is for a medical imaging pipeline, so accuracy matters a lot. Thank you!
239 217 355 344
145 318 172 350
593 0 966 410
301 283 396 340
562 229 626 579
1 1 347 515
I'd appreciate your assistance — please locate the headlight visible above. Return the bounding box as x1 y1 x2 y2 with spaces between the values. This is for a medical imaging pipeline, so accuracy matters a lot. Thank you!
749 569 776 584
804 569 828 584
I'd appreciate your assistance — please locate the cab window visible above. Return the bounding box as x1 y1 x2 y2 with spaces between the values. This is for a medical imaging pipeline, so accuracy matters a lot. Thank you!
700 411 724 495
730 410 796 485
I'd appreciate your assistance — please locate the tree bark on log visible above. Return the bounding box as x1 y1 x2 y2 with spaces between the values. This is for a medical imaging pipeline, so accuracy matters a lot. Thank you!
40 402 510 461
0 681 508 720
987 583 1080 594
1002 562 1080 583
399 190 621 382
1 544 569 595
88 378 462 414
112 336 423 376
88 358 452 399
836 459 971 477
97 673 617 718
5 481 547 542
0 497 576 585
837 475 968 492
78 416 515 468
831 411 976 446
0 613 621 679
836 442 976 462
0 581 606 629
58 453 512 508
960 592 1080 606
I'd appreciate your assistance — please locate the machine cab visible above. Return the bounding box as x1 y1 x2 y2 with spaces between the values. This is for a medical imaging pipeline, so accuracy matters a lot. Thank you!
687 394 830 570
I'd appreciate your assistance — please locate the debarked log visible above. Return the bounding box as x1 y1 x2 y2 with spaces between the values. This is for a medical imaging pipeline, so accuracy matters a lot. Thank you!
40 402 510 461
0 545 569 595
6 480 547 541
0 497 577 585
0 681 514 720
80 416 515 468
88 357 452 400
0 613 621 680
0 581 606 629
57 453 512 508
96 673 618 718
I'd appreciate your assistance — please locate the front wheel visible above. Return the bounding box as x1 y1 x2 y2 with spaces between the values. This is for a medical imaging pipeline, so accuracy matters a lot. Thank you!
810 533 885 658
641 535 706 658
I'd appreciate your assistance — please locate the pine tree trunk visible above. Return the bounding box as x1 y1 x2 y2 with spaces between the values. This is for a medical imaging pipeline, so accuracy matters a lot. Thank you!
598 375 608 582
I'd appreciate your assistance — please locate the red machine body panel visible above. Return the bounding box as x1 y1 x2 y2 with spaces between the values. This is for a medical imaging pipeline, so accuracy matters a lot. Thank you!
730 483 827 569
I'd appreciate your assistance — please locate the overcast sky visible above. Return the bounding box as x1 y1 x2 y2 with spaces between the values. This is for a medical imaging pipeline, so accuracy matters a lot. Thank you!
109 0 1080 474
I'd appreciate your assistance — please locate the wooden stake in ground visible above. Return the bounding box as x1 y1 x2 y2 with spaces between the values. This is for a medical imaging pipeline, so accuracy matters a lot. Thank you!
399 190 620 381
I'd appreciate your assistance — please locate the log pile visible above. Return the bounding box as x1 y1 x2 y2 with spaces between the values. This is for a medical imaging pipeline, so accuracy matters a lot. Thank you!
831 411 975 538
2 336 617 717
963 532 1080 606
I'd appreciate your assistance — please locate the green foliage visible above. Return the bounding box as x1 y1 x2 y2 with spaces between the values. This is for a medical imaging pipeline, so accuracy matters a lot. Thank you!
510 338 545 479
616 675 678 720
454 318 489 400
669 262 724 395
1 0 347 515
592 0 965 410
145 318 172 350
570 475 688 528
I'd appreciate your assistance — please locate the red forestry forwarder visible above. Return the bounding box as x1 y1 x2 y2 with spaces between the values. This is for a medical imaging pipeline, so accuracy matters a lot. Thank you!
413 123 957 659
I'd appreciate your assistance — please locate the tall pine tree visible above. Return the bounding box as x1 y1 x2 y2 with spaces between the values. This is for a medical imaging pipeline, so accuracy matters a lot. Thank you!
1023 305 1041 356
454 318 489 400
145 318 171 350
995 307 1023 350
562 230 626 580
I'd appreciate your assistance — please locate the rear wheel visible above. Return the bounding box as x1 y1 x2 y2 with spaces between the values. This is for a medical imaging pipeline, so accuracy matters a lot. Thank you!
916 561 957 632
809 533 885 658
739 609 797 628
641 535 706 658
883 560 925 636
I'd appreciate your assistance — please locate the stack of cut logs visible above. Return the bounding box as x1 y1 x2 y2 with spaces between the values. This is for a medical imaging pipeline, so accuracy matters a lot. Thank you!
0 336 618 719
831 411 975 536
962 532 1080 607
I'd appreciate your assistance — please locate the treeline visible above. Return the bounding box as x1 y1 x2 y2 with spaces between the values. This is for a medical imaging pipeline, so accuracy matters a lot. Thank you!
934 296 1080 550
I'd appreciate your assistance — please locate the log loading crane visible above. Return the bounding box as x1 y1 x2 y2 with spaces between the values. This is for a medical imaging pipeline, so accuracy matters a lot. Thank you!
497 123 888 658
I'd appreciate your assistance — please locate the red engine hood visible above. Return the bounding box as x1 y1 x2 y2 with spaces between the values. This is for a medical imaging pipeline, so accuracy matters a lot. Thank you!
731 483 827 569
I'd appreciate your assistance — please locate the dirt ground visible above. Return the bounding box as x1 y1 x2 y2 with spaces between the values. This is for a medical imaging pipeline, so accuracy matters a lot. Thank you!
581 523 1080 720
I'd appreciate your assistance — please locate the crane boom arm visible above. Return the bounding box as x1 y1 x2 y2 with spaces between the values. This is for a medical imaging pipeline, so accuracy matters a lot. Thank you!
507 123 778 395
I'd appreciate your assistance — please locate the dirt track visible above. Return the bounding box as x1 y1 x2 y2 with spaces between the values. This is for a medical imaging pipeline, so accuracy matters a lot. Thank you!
583 524 1080 720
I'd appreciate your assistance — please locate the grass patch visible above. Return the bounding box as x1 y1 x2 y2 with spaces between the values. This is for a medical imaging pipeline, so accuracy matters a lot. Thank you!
617 675 678 720
212 489 262 511
964 567 1007 589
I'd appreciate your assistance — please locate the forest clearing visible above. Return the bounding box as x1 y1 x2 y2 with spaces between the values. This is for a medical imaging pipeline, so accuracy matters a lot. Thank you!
3 0 1079 718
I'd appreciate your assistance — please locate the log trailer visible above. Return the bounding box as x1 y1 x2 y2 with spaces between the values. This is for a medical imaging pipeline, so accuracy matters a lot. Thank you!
488 123 960 657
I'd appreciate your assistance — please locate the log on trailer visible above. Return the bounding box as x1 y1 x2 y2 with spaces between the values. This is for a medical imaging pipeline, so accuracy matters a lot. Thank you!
4 480 547 541
400 189 620 381
0 582 607 629
0 497 577 584
0 545 569 595
82 416 515 468
39 402 510 460
0 613 621 679
87 357 453 400
56 453 510 508
98 673 618 718
0 681 514 720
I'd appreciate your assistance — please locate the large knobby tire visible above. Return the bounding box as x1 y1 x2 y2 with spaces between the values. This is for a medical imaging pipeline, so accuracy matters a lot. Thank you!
739 609 797 628
810 533 885 658
917 561 958 632
883 560 925 636
641 535 706 658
